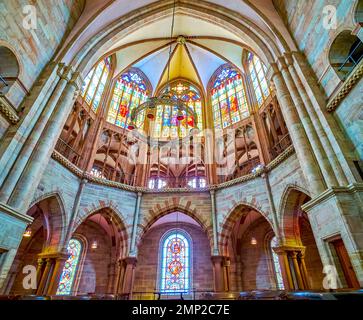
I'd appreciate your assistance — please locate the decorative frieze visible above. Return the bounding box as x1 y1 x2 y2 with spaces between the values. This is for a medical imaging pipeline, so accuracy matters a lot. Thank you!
51 144 296 194
0 95 19 124
327 59 363 112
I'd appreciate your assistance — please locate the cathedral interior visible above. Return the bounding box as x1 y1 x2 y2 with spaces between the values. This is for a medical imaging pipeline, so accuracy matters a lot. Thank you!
0 0 362 301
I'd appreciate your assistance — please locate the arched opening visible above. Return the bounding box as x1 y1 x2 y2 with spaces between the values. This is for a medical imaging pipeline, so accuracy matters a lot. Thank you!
329 31 363 80
133 212 213 299
355 0 363 23
0 46 20 95
65 208 128 296
6 195 65 295
281 188 324 290
220 205 281 292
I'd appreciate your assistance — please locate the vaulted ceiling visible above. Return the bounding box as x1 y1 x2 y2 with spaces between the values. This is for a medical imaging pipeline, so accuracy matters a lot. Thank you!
107 14 248 94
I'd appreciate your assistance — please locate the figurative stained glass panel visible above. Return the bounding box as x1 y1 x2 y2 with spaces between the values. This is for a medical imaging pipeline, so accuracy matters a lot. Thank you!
247 53 270 107
106 70 149 128
160 233 190 293
56 239 82 295
211 66 249 129
152 81 203 139
81 57 110 112
271 236 285 290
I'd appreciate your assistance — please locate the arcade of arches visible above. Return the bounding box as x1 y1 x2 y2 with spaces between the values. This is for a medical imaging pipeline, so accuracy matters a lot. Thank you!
0 0 362 299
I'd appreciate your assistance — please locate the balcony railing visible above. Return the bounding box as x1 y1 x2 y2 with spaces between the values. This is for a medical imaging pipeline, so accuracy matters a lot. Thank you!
271 134 292 159
54 138 82 166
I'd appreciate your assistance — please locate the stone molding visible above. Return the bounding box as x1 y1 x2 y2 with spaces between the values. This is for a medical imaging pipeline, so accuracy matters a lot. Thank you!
301 183 363 212
0 202 33 224
0 95 20 124
52 145 295 194
326 59 363 112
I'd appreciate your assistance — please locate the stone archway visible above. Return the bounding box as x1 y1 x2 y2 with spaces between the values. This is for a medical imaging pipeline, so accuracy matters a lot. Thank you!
218 203 277 292
5 194 67 295
279 186 324 290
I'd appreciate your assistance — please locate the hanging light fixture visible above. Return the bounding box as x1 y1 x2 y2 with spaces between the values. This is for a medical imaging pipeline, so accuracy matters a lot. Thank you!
23 227 32 238
91 240 98 250
91 214 103 249
246 212 257 246
127 0 198 136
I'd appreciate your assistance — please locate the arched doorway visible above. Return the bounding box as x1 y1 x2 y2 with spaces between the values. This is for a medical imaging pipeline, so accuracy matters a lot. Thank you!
62 208 128 296
0 46 20 95
220 205 280 292
6 195 66 295
281 188 324 290
133 211 214 299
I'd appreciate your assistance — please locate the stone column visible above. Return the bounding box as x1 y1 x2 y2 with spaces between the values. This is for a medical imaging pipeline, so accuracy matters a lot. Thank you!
291 51 356 184
269 63 325 195
122 257 137 296
8 70 83 212
64 178 88 248
129 192 142 257
114 259 124 294
0 61 61 186
299 252 310 289
211 256 225 292
46 254 68 295
210 189 219 256
261 170 282 242
0 64 72 204
273 247 293 290
36 258 53 295
279 56 339 188
285 54 348 186
291 251 305 290
35 258 45 293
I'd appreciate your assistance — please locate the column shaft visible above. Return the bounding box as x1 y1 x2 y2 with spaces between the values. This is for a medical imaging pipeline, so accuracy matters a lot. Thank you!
0 65 71 203
271 64 325 195
8 71 82 212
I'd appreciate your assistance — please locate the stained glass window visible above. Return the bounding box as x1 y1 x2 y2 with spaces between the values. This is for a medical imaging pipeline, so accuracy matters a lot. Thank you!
152 81 203 139
107 70 149 128
81 57 111 112
271 236 284 290
160 232 191 293
247 52 270 107
148 178 167 190
211 66 249 129
56 238 82 295
187 177 206 189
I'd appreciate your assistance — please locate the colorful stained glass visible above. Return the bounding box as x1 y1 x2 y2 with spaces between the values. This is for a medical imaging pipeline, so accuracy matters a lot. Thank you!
152 81 203 139
271 236 285 290
81 57 110 112
247 53 270 107
161 232 190 293
107 70 149 128
56 239 82 295
211 66 249 129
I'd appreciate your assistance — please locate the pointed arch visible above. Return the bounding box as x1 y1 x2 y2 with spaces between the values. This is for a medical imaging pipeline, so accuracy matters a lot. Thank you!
279 184 311 245
74 205 129 258
218 201 274 256
137 202 213 254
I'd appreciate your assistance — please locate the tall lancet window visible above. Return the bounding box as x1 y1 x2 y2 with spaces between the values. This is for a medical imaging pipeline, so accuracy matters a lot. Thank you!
107 69 150 129
159 230 191 293
56 238 83 295
153 81 203 139
210 65 249 129
81 57 111 112
246 52 270 107
271 236 285 290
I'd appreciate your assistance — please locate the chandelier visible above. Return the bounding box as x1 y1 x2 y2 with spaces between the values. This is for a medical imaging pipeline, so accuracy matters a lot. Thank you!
127 1 198 134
